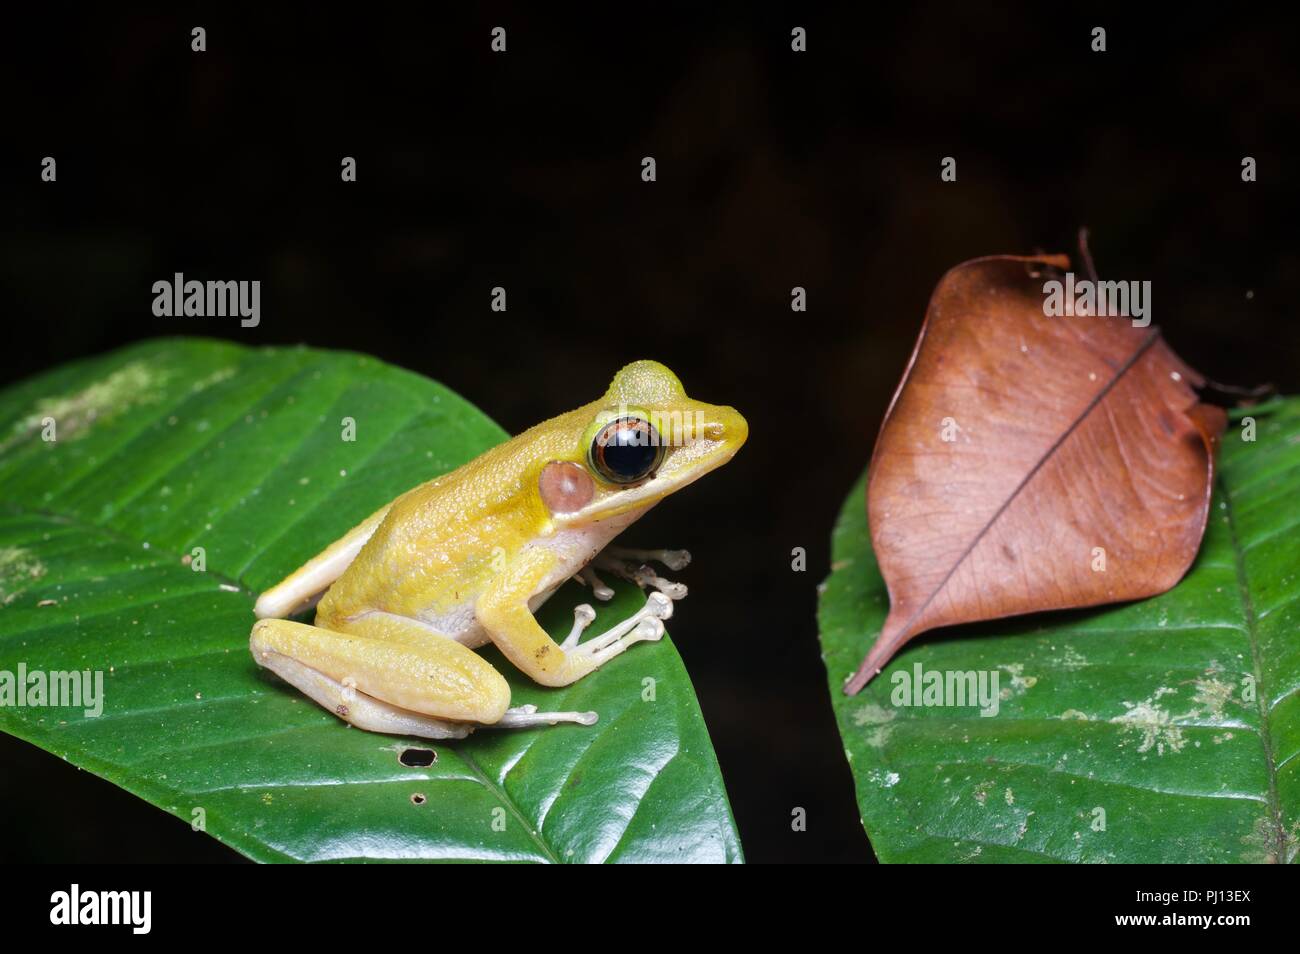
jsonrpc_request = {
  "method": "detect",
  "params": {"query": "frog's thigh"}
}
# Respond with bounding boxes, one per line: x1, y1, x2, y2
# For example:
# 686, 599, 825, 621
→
252, 644, 474, 739
250, 617, 510, 725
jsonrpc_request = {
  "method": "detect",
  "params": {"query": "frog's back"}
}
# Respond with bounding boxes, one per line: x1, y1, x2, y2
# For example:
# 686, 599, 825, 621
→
319, 410, 589, 621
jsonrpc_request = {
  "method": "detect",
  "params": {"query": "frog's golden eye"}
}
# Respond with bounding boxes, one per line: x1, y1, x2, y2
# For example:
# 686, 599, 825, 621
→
589, 416, 665, 485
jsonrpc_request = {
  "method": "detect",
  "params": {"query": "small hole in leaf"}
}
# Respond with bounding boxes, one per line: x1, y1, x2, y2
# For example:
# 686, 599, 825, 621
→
400, 747, 436, 767
410, 792, 427, 806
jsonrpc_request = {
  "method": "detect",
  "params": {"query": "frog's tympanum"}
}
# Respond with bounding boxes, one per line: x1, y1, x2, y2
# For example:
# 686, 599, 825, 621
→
250, 361, 746, 739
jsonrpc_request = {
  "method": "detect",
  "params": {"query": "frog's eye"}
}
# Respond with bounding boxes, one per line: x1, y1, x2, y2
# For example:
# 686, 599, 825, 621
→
589, 416, 665, 485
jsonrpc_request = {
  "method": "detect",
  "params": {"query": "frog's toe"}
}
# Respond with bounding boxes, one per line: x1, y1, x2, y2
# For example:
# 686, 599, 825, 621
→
560, 603, 597, 648
593, 549, 690, 601
630, 564, 688, 600
564, 592, 671, 673
491, 704, 598, 729
605, 546, 692, 571
591, 618, 665, 661
573, 566, 615, 601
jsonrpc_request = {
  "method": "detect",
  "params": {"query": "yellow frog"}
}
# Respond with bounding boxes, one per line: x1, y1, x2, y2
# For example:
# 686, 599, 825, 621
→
250, 360, 746, 739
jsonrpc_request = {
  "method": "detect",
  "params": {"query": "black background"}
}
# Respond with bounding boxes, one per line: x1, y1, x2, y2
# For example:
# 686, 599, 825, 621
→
2, 5, 1297, 863
4, 869, 1273, 934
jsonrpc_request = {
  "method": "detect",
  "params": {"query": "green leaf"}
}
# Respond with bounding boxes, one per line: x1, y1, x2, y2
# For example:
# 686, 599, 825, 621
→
0, 338, 741, 863
818, 397, 1300, 863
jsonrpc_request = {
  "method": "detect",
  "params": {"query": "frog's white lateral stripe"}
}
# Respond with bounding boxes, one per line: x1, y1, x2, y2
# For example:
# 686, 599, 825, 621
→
254, 503, 391, 619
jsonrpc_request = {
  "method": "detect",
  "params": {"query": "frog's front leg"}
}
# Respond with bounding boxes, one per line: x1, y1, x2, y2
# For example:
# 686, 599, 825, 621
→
478, 549, 671, 688
250, 612, 595, 739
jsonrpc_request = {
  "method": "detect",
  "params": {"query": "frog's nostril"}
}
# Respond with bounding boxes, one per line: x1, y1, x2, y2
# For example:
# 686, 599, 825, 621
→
713, 409, 748, 446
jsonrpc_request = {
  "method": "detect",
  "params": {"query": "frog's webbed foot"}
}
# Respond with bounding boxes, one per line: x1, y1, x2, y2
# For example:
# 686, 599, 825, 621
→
589, 546, 691, 601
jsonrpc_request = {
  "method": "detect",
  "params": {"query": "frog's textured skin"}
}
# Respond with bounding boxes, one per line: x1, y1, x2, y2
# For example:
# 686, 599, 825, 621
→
249, 361, 746, 739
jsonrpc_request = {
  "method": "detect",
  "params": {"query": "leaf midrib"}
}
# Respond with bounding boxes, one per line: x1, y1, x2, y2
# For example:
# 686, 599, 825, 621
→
882, 329, 1164, 651
456, 746, 560, 864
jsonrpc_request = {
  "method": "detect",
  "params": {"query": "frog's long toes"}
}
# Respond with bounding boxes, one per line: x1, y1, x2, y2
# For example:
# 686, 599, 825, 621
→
493, 705, 598, 729
594, 549, 689, 600
592, 553, 640, 585
644, 590, 674, 621
605, 546, 691, 571
566, 591, 672, 672
591, 618, 664, 664
631, 564, 688, 601
651, 548, 692, 571
561, 603, 597, 648
574, 566, 615, 601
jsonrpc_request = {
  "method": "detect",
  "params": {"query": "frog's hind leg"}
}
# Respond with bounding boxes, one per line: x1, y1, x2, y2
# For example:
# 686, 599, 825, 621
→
250, 615, 595, 739
592, 546, 691, 600
603, 546, 691, 572
574, 547, 691, 604
251, 615, 506, 736
572, 566, 615, 601
250, 638, 475, 739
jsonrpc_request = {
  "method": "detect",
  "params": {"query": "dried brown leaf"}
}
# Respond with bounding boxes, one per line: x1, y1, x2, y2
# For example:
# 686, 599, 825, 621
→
845, 254, 1226, 694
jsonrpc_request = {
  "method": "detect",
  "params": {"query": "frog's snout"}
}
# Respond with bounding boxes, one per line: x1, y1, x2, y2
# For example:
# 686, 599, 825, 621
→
706, 405, 748, 453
